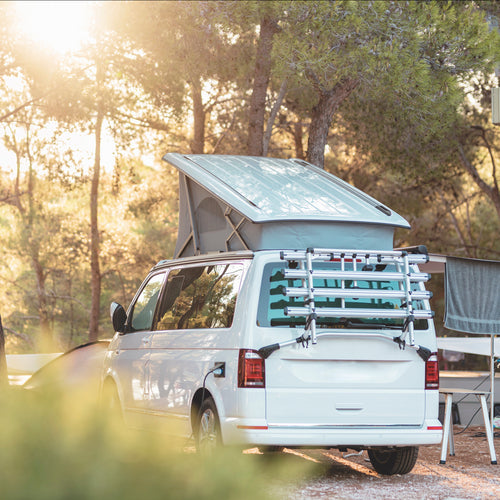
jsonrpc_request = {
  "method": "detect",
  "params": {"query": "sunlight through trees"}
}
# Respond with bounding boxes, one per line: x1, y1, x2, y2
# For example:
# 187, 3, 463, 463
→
0, 0, 498, 350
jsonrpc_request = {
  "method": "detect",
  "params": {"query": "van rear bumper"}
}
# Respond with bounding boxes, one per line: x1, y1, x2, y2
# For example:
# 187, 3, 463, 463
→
223, 419, 443, 447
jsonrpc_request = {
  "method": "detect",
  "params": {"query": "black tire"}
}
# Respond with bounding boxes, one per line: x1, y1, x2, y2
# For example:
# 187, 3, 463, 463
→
195, 398, 222, 455
368, 446, 419, 475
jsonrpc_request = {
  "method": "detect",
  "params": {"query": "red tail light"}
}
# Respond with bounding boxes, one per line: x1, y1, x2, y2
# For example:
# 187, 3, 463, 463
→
425, 353, 439, 390
238, 349, 265, 388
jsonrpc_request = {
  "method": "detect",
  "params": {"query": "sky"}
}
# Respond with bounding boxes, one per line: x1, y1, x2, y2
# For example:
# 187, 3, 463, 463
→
15, 1, 91, 54
1, 2, 118, 177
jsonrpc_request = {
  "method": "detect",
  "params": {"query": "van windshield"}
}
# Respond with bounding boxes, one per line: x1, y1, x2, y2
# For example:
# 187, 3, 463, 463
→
257, 262, 429, 330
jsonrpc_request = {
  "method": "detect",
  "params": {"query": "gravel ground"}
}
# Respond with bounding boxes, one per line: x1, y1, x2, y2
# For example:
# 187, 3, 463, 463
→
260, 427, 500, 499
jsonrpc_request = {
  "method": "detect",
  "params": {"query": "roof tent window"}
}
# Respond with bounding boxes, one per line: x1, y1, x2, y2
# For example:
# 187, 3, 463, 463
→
196, 197, 226, 232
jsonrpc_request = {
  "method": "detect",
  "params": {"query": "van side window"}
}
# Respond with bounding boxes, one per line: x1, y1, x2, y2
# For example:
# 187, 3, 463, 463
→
129, 273, 165, 332
156, 263, 243, 330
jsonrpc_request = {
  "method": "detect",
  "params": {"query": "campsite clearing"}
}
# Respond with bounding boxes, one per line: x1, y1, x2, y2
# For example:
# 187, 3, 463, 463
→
263, 427, 500, 499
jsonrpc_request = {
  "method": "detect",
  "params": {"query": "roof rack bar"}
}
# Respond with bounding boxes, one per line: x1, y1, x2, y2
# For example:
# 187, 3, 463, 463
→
281, 249, 429, 264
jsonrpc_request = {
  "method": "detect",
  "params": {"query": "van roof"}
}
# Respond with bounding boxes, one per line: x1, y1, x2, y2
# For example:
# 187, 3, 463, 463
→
163, 153, 410, 228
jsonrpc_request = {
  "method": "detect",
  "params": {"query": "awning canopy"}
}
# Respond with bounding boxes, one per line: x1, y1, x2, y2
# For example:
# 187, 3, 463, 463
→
419, 254, 447, 274
437, 337, 500, 358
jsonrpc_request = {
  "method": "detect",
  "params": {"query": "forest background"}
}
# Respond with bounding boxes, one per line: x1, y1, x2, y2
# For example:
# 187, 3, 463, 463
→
0, 1, 499, 371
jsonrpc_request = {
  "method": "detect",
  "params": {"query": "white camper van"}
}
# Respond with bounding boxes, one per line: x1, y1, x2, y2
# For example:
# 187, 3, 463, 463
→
102, 154, 441, 475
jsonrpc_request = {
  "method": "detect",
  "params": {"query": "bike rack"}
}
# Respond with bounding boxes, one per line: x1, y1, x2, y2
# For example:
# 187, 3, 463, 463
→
258, 248, 434, 361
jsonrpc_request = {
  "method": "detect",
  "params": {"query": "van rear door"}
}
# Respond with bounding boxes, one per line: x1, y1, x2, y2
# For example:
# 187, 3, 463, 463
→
257, 256, 432, 428
263, 336, 425, 427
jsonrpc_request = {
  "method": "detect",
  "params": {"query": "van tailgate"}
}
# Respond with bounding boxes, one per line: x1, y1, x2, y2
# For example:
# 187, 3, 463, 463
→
264, 337, 425, 427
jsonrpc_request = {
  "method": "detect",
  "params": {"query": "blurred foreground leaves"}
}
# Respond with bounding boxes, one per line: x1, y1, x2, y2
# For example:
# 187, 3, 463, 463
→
0, 387, 307, 500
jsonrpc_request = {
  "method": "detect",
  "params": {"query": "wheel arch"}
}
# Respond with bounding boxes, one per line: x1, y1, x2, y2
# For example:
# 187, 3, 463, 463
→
100, 374, 123, 410
191, 388, 214, 435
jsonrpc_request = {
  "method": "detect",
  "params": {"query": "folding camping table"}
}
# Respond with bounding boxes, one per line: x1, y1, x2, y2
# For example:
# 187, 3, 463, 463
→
440, 388, 497, 464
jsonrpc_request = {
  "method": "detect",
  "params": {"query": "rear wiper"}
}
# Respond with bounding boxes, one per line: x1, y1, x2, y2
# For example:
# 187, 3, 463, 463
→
269, 318, 305, 327
336, 319, 402, 330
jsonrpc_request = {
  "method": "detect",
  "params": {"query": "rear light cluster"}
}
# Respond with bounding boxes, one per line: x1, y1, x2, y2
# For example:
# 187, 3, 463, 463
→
425, 353, 439, 390
238, 349, 265, 388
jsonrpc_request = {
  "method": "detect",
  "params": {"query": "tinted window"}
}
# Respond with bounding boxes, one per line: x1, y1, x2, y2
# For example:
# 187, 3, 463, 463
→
257, 262, 428, 330
156, 263, 243, 330
130, 273, 165, 332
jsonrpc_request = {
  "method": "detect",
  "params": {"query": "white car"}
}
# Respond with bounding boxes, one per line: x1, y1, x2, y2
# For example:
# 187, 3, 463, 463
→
101, 155, 441, 475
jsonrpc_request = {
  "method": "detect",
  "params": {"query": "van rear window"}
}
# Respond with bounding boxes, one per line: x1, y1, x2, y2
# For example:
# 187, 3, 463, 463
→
257, 262, 429, 330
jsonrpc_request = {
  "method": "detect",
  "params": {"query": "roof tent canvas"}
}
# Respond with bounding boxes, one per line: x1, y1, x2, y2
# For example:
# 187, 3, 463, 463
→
162, 154, 410, 258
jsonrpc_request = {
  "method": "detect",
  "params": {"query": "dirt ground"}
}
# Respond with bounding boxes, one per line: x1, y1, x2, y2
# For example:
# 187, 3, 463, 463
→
261, 427, 500, 499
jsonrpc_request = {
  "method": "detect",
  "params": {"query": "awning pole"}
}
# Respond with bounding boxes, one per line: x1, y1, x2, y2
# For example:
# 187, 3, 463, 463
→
491, 334, 496, 435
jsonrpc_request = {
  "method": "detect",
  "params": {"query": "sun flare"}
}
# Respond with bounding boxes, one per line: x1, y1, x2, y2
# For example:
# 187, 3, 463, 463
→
14, 1, 91, 54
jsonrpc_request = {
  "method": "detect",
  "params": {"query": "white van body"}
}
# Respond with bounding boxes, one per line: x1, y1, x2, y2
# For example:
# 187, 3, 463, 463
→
102, 155, 441, 474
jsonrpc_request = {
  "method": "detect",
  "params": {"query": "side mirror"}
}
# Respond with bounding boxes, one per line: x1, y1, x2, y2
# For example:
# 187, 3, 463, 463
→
110, 302, 127, 333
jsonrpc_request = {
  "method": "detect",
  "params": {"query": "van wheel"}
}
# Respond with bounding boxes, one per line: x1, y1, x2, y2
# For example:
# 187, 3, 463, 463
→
368, 446, 418, 475
195, 398, 222, 455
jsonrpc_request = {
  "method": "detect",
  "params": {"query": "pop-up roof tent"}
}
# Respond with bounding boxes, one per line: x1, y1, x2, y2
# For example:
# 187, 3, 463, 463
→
162, 154, 410, 258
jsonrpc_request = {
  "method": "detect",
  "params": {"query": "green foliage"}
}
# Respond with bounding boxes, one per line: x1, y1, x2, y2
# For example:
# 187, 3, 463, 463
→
275, 1, 498, 150
0, 388, 294, 500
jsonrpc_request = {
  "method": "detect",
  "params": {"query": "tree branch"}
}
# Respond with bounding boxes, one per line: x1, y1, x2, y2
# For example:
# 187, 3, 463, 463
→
109, 110, 171, 132
211, 113, 237, 154
2, 326, 35, 348
438, 191, 472, 257
304, 66, 324, 95
457, 142, 494, 198
0, 97, 41, 123
263, 77, 289, 156
475, 126, 499, 195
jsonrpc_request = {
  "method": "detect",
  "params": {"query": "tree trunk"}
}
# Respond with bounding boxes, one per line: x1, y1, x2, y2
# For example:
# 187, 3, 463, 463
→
190, 80, 205, 154
247, 15, 280, 156
25, 125, 53, 349
263, 78, 288, 156
306, 78, 358, 168
293, 122, 305, 160
0, 315, 7, 388
89, 105, 103, 343
88, 14, 105, 343
32, 257, 52, 350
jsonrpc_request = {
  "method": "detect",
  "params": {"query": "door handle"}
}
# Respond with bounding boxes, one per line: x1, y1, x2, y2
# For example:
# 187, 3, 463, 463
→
142, 337, 150, 345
